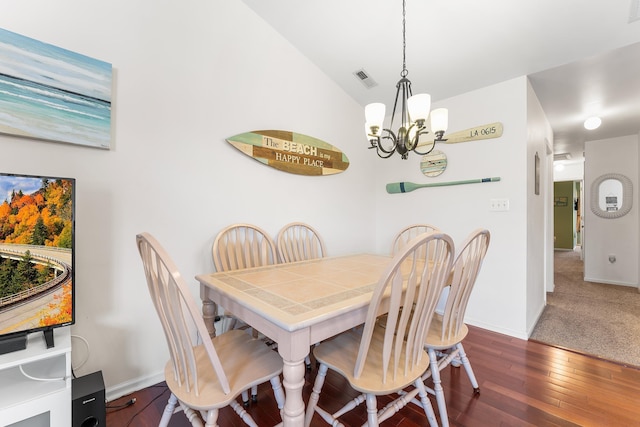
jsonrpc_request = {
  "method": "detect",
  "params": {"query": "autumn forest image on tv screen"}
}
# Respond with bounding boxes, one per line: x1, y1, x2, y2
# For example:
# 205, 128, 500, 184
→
0, 173, 74, 336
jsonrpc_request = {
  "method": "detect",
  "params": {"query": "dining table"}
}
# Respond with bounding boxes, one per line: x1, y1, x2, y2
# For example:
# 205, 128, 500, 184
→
196, 253, 394, 427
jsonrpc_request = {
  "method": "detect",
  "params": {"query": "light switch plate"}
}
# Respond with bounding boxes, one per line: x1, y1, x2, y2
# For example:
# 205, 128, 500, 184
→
490, 198, 510, 211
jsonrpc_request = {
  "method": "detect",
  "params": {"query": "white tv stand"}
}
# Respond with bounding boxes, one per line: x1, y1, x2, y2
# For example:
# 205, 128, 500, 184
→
0, 328, 71, 427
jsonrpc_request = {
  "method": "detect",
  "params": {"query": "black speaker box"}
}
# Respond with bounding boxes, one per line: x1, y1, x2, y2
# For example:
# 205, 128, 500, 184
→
72, 371, 106, 427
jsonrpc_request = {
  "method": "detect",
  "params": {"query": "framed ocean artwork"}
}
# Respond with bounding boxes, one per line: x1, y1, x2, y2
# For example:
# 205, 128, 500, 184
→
0, 28, 112, 149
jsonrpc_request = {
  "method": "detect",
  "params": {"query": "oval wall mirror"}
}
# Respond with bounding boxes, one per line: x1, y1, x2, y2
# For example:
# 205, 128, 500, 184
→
590, 173, 633, 219
420, 150, 447, 177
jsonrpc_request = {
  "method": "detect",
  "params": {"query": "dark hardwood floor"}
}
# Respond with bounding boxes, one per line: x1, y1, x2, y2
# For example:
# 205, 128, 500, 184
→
106, 325, 640, 426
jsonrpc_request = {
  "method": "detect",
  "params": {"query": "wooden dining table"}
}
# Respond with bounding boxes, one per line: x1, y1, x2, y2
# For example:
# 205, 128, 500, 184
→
196, 253, 394, 427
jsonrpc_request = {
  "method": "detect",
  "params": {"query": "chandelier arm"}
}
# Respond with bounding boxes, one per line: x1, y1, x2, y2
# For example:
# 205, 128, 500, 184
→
376, 146, 397, 159
375, 130, 398, 155
404, 123, 424, 149
384, 128, 398, 142
409, 128, 437, 156
433, 130, 448, 143
412, 141, 436, 156
388, 81, 403, 131
368, 138, 398, 158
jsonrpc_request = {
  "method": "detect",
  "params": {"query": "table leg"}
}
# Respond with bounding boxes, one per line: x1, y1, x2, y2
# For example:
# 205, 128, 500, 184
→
280, 356, 306, 427
202, 299, 217, 337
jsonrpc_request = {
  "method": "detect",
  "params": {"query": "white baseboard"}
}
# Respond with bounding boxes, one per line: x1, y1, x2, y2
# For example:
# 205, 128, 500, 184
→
465, 318, 528, 341
584, 276, 638, 288
105, 370, 165, 402
526, 303, 547, 338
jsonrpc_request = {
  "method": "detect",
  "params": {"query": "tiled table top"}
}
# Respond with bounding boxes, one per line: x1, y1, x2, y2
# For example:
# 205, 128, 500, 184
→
198, 253, 392, 327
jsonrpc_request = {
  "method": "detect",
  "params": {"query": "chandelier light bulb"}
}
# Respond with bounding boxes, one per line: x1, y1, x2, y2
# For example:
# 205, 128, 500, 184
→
407, 93, 431, 122
584, 116, 601, 130
430, 108, 449, 133
365, 103, 386, 128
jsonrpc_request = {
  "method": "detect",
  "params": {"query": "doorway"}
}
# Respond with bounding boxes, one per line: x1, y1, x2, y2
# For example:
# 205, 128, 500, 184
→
553, 180, 582, 252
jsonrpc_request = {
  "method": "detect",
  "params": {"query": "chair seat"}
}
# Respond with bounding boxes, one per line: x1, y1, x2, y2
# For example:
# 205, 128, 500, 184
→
424, 314, 469, 350
313, 326, 431, 395
165, 329, 283, 411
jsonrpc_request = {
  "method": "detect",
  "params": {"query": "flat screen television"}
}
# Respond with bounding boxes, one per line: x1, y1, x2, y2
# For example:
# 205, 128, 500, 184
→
0, 172, 75, 354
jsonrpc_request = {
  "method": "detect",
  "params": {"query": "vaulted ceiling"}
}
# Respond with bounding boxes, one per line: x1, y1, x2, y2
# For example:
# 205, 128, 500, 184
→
241, 0, 640, 162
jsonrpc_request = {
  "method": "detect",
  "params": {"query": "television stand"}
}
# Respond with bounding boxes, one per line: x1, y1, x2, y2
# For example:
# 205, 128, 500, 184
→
0, 328, 71, 426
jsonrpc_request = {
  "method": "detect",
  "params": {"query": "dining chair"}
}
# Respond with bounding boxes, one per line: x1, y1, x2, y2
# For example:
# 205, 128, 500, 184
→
212, 223, 278, 333
213, 223, 278, 271
420, 228, 491, 427
304, 231, 455, 427
136, 232, 285, 427
392, 223, 453, 320
212, 223, 278, 403
276, 221, 327, 263
276, 222, 327, 368
391, 224, 441, 255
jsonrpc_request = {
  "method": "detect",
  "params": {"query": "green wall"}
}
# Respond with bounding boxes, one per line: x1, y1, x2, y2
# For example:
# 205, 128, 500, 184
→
554, 181, 574, 249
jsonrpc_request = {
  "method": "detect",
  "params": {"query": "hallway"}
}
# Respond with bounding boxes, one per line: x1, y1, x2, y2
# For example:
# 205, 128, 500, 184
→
530, 250, 640, 367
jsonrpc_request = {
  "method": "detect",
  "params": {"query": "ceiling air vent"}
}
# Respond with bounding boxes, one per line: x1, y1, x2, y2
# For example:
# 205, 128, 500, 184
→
553, 153, 572, 161
353, 69, 377, 89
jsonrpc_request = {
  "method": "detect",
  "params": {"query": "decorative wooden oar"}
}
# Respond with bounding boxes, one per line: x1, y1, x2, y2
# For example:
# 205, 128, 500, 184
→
416, 122, 503, 148
386, 177, 501, 194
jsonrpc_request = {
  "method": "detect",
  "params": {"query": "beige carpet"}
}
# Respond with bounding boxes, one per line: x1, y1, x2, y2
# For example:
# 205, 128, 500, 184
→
530, 249, 640, 368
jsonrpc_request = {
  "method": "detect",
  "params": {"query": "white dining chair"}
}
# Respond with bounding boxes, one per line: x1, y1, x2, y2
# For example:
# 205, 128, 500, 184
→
391, 223, 441, 255
213, 223, 278, 272
276, 221, 327, 368
211, 223, 277, 333
276, 222, 326, 263
304, 231, 455, 427
419, 228, 491, 426
212, 223, 278, 403
136, 232, 285, 427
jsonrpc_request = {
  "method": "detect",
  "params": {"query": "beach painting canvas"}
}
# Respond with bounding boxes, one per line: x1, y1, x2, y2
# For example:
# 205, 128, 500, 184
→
0, 28, 112, 149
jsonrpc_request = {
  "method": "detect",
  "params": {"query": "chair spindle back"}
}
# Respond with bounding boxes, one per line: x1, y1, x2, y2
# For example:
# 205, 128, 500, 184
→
355, 231, 454, 383
137, 232, 230, 396
213, 224, 277, 272
277, 222, 326, 263
440, 229, 490, 342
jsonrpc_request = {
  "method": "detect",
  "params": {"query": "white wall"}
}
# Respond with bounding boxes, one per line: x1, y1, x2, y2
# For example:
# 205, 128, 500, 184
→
584, 135, 639, 287
0, 0, 375, 398
554, 161, 584, 182
1, 0, 553, 400
526, 80, 554, 332
374, 76, 543, 340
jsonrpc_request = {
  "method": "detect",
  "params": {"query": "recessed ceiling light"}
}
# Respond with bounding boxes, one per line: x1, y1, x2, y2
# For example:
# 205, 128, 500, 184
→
584, 116, 602, 130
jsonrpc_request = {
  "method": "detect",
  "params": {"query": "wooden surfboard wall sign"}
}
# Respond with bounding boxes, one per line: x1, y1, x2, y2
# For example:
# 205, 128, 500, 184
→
226, 130, 349, 176
416, 122, 503, 148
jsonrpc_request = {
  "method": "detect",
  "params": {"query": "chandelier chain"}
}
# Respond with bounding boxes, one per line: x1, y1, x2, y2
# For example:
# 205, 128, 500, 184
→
401, 0, 407, 77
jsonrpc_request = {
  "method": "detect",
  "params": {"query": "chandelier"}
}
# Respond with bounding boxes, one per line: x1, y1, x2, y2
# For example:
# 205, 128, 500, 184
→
365, 0, 449, 159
